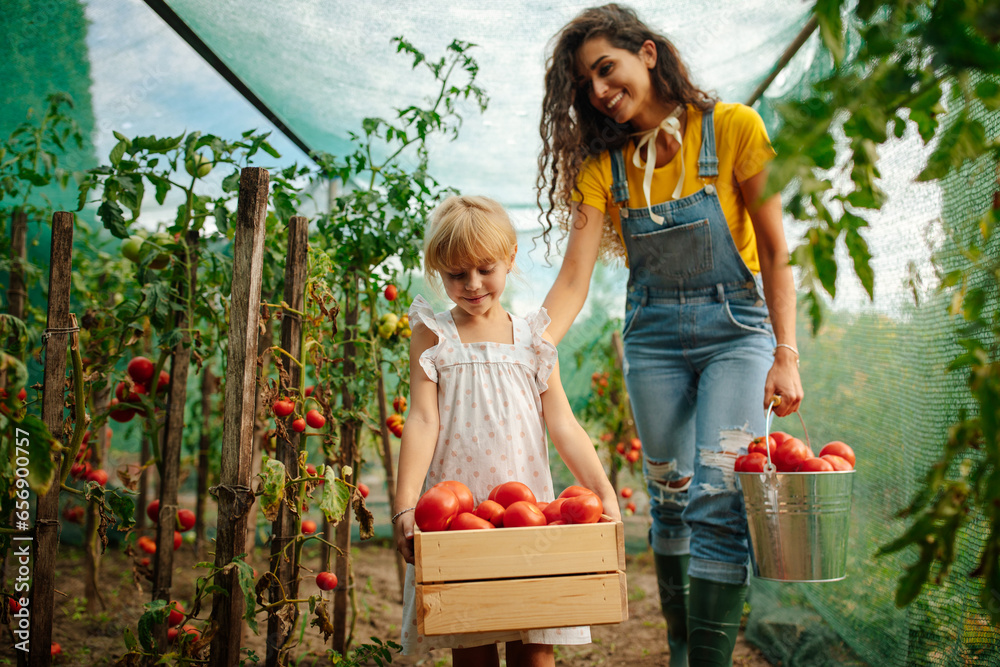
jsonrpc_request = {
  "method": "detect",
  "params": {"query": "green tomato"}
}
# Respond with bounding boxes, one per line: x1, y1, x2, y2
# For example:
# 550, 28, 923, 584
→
122, 236, 145, 263
378, 322, 396, 339
147, 232, 173, 270
379, 313, 399, 329
184, 153, 213, 178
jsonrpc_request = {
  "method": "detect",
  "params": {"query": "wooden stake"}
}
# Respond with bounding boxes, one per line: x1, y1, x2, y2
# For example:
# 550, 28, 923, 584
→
332, 274, 359, 654
266, 215, 308, 666
375, 371, 405, 596
152, 230, 199, 648
28, 211, 74, 667
209, 168, 269, 666
195, 367, 214, 555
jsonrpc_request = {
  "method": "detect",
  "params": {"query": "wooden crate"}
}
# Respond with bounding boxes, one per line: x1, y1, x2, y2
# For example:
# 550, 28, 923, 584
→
414, 520, 628, 636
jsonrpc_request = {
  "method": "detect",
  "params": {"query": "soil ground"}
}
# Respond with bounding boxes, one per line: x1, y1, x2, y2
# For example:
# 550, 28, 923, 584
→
0, 529, 770, 666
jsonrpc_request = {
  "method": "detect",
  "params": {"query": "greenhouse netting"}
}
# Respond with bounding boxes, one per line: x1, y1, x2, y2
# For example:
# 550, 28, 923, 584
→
2, 0, 998, 665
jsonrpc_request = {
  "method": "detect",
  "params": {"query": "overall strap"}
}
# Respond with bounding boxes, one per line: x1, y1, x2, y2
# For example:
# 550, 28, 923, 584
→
610, 149, 630, 205
697, 105, 718, 179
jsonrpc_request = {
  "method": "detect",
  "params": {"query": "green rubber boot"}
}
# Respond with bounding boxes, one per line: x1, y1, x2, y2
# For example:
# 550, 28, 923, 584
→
653, 553, 689, 667
687, 577, 748, 667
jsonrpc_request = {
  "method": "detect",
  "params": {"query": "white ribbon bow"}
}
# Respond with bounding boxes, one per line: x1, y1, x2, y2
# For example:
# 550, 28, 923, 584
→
631, 104, 685, 224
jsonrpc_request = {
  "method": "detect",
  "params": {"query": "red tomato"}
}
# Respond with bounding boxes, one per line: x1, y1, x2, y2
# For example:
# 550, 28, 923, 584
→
503, 501, 547, 528
733, 455, 748, 472
414, 486, 461, 531
140, 557, 150, 567
561, 493, 603, 524
620, 487, 633, 499
86, 469, 109, 486
541, 498, 567, 524
17, 387, 26, 402
167, 627, 178, 642
316, 571, 338, 590
557, 485, 595, 500
8, 597, 21, 614
51, 643, 61, 656
450, 512, 496, 530
384, 284, 398, 301
137, 536, 157, 554
392, 396, 407, 413
615, 442, 626, 455
820, 454, 853, 471
127, 356, 155, 385
797, 457, 834, 472
147, 499, 160, 523
109, 398, 136, 422
741, 453, 769, 473
625, 449, 641, 463
157, 370, 170, 392
630, 438, 642, 451
167, 600, 183, 627
305, 385, 314, 397
301, 519, 317, 534
115, 380, 148, 403
306, 409, 326, 429
748, 435, 776, 458
473, 500, 505, 527
770, 431, 792, 448
536, 501, 549, 511
173, 531, 182, 550
291, 418, 306, 432
774, 438, 813, 472
434, 480, 474, 514
548, 519, 567, 525
493, 481, 536, 508
272, 399, 295, 417
358, 482, 370, 498
625, 501, 637, 513
176, 509, 196, 532
306, 464, 318, 477
178, 625, 200, 642
819, 441, 855, 467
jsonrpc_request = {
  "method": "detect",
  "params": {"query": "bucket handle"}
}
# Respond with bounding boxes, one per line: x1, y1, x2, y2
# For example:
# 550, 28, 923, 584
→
763, 397, 811, 476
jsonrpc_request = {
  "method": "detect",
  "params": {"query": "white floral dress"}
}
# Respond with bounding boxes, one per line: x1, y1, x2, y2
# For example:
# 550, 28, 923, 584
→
399, 295, 591, 654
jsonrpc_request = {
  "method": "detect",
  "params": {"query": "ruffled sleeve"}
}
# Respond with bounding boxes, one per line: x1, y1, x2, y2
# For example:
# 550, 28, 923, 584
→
524, 307, 559, 393
408, 295, 442, 383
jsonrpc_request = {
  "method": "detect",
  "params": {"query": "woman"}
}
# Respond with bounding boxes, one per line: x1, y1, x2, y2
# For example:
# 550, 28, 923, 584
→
537, 5, 803, 666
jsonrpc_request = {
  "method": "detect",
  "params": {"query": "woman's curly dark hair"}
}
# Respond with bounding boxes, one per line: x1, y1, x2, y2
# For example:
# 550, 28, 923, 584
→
536, 4, 716, 259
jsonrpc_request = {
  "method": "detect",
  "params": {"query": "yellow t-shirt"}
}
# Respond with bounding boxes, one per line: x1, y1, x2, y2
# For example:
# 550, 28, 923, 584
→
573, 102, 775, 274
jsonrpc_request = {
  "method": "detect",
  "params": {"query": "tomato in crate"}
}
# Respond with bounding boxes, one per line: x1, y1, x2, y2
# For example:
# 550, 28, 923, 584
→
413, 518, 628, 635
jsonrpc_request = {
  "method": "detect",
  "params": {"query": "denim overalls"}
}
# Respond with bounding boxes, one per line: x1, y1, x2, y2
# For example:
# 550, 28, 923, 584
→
615, 106, 776, 586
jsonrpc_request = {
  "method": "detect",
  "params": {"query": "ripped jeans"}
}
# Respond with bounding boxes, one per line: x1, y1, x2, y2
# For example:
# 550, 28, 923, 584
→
622, 287, 775, 586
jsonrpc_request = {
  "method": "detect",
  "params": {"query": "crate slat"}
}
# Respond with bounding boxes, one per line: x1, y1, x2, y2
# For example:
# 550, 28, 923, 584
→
416, 571, 628, 636
414, 521, 625, 583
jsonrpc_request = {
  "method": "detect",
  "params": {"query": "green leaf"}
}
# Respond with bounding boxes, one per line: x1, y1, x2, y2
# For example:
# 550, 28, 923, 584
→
975, 80, 1000, 111
844, 228, 875, 299
137, 599, 169, 651
109, 140, 127, 168
809, 227, 838, 298
259, 457, 286, 522
815, 0, 846, 65
98, 199, 129, 239
214, 203, 229, 234
123, 627, 138, 651
146, 173, 170, 205
106, 490, 136, 532
221, 170, 241, 193
917, 112, 987, 182
233, 555, 259, 634
896, 547, 933, 608
5, 415, 58, 496
320, 469, 351, 524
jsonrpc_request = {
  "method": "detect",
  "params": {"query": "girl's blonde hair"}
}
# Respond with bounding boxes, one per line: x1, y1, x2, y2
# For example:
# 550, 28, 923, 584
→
424, 195, 517, 283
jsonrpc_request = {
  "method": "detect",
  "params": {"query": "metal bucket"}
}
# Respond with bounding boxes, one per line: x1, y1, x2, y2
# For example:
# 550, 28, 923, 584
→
736, 404, 854, 582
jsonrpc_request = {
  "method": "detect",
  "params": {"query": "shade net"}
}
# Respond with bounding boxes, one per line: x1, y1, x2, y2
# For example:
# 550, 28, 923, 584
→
2, 1, 999, 665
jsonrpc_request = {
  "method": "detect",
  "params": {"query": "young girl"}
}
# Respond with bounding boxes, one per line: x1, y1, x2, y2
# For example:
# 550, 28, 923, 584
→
392, 195, 620, 667
537, 5, 804, 666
